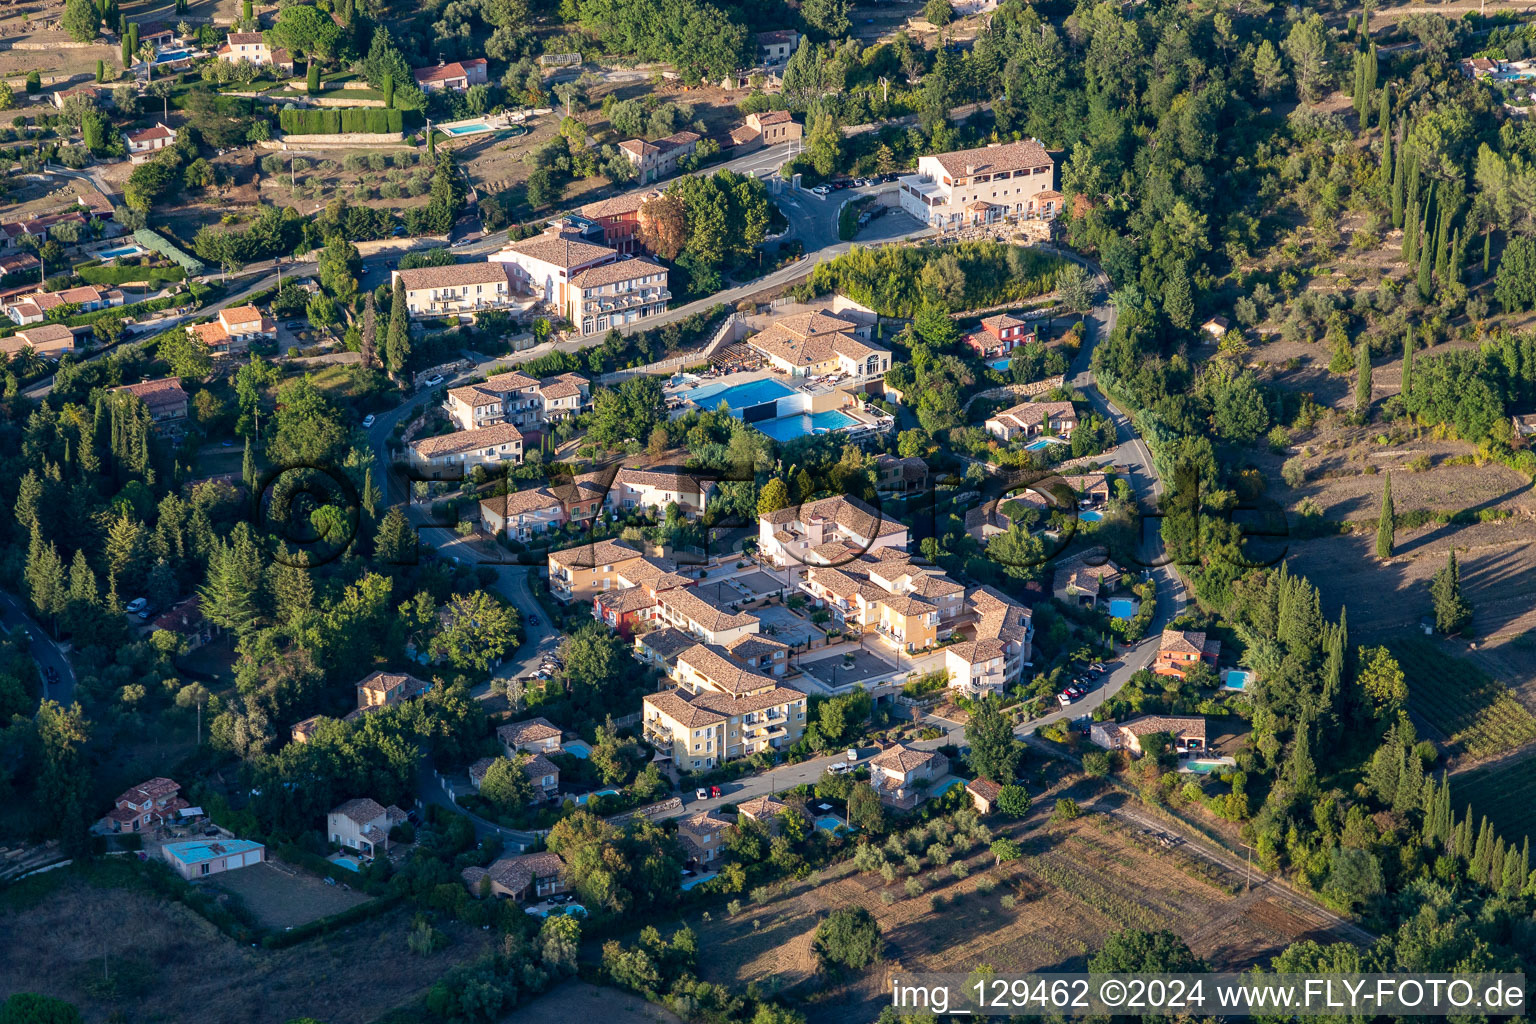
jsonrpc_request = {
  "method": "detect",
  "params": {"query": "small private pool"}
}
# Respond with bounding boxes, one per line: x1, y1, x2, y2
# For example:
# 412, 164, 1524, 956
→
929, 777, 964, 798
989, 357, 1013, 371
1181, 757, 1238, 775
328, 853, 363, 872
153, 48, 194, 63
1222, 669, 1252, 691
573, 788, 619, 805
1079, 509, 1104, 523
97, 244, 147, 261
815, 815, 854, 834
441, 122, 530, 138
563, 740, 591, 759
1108, 597, 1138, 619
1023, 436, 1068, 452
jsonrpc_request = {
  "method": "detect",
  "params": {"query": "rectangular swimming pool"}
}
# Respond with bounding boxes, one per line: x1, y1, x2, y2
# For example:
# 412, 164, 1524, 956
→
686, 378, 798, 410
755, 410, 857, 441
1222, 670, 1251, 691
1108, 597, 1137, 619
443, 122, 491, 136
97, 244, 146, 261
1024, 436, 1068, 452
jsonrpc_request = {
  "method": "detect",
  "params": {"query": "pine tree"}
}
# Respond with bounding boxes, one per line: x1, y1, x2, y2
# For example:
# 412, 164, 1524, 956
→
1401, 326, 1414, 400
1355, 342, 1373, 415
385, 278, 410, 375
1393, 748, 1423, 815
24, 525, 67, 626
67, 549, 98, 607
270, 559, 313, 623
1376, 474, 1394, 558
198, 541, 257, 637
360, 292, 378, 369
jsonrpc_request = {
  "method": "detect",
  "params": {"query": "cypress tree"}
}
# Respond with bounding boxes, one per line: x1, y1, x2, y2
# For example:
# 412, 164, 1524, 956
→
1417, 225, 1434, 299
241, 436, 257, 491
1471, 816, 1493, 880
1353, 60, 1366, 119
1433, 208, 1450, 281
1488, 836, 1507, 889
1365, 44, 1378, 103
1376, 474, 1394, 558
1402, 201, 1419, 264
306, 60, 321, 95
1360, 2, 1370, 39
1356, 343, 1373, 415
1447, 228, 1462, 285
383, 73, 395, 109
1393, 751, 1423, 815
1401, 326, 1414, 400
127, 21, 138, 56
121, 34, 131, 66
1391, 132, 1405, 226
1405, 147, 1421, 220
1379, 95, 1392, 180
1483, 227, 1492, 276
386, 277, 410, 374
96, 59, 105, 82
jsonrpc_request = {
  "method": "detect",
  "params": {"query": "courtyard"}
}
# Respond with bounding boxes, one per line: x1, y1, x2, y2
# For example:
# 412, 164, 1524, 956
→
799, 645, 897, 689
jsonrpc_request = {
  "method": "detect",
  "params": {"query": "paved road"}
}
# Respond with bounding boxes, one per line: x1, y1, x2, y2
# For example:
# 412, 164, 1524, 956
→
0, 590, 78, 707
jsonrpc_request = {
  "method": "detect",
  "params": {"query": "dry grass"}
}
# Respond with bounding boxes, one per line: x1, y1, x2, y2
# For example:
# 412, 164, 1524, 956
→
513, 981, 684, 1024
0, 871, 494, 1024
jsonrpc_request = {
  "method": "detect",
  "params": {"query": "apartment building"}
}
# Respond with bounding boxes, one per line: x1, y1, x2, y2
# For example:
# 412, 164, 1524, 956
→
578, 190, 662, 254
593, 555, 692, 635
619, 131, 701, 185
392, 262, 518, 318
492, 224, 671, 337
188, 304, 276, 358
746, 309, 891, 379
758, 494, 909, 568
547, 537, 645, 602
406, 423, 524, 478
413, 58, 488, 92
480, 481, 605, 540
642, 648, 807, 769
984, 400, 1078, 442
444, 370, 591, 431
579, 465, 715, 519
898, 140, 1062, 229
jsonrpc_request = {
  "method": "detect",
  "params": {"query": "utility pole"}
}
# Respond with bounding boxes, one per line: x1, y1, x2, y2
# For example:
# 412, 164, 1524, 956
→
1239, 841, 1255, 893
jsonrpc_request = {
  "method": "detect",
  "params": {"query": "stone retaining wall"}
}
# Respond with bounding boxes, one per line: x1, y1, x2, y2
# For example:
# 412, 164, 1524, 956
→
263, 131, 407, 148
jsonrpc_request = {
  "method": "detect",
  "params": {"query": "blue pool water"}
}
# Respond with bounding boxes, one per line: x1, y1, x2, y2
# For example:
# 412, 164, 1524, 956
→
929, 777, 963, 797
989, 357, 1012, 370
756, 410, 857, 441
443, 122, 491, 136
329, 853, 362, 872
563, 740, 591, 759
816, 815, 853, 834
574, 788, 619, 805
687, 378, 798, 410
1023, 436, 1067, 452
1108, 597, 1137, 619
1079, 510, 1104, 522
154, 48, 193, 63
98, 245, 145, 260
1222, 670, 1251, 691
1184, 761, 1223, 774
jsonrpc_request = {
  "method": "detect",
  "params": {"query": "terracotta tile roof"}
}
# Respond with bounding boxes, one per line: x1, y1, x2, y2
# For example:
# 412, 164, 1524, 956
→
521, 753, 559, 780
482, 488, 562, 518
537, 373, 587, 399
737, 795, 790, 819
220, 304, 265, 327
117, 777, 180, 804
1118, 714, 1206, 741
596, 586, 660, 614
645, 689, 726, 728
227, 31, 264, 44
871, 743, 943, 773
981, 312, 1031, 332
725, 634, 789, 660
16, 323, 75, 348
465, 850, 564, 894
396, 262, 512, 291
548, 537, 639, 568
127, 123, 175, 144
753, 109, 794, 126
689, 685, 806, 716
756, 29, 799, 43
115, 377, 187, 411
409, 423, 523, 458
499, 234, 615, 269
967, 585, 1031, 644
482, 369, 540, 392
571, 256, 665, 288
988, 400, 1076, 431
930, 140, 1052, 179
761, 494, 906, 542
1159, 629, 1207, 656
579, 190, 660, 220
357, 670, 428, 697
966, 777, 1002, 801
946, 638, 1007, 664
497, 718, 562, 747
676, 643, 775, 695
449, 384, 503, 408
678, 810, 731, 837
636, 627, 696, 661
413, 58, 487, 85
657, 588, 758, 635
332, 797, 387, 826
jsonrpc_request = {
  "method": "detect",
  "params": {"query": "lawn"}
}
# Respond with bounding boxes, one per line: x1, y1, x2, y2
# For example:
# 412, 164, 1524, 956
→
1453, 749, 1536, 851
1391, 638, 1536, 763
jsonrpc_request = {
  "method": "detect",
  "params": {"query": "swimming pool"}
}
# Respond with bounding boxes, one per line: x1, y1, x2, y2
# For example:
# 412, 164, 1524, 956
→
563, 740, 591, 759
756, 410, 857, 441
1183, 761, 1223, 774
443, 122, 491, 136
1023, 436, 1068, 452
1079, 510, 1104, 522
98, 244, 146, 261
573, 787, 619, 805
153, 48, 193, 63
1108, 597, 1137, 619
815, 815, 853, 834
329, 853, 363, 872
686, 378, 798, 410
929, 777, 963, 798
989, 357, 1012, 371
1222, 670, 1251, 691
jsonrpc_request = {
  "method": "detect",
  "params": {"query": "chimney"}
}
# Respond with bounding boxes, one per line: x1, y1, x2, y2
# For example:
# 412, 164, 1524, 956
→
965, 163, 976, 174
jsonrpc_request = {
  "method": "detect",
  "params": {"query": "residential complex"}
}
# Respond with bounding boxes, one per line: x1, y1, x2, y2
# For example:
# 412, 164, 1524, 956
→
898, 140, 1062, 229
406, 423, 525, 478
745, 309, 891, 379
6, 284, 122, 325
491, 223, 671, 336
444, 370, 591, 432
642, 645, 808, 771
758, 494, 909, 567
392, 262, 519, 318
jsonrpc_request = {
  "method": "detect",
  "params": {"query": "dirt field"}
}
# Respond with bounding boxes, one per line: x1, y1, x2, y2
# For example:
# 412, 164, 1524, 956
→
0, 871, 494, 1024
1453, 747, 1536, 851
510, 981, 682, 1024
207, 859, 371, 930
686, 807, 1343, 1023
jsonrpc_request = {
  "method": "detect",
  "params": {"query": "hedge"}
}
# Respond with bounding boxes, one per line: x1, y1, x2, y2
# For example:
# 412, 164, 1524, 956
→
135, 228, 206, 275
261, 894, 401, 948
0, 293, 181, 340
279, 107, 404, 135
75, 262, 187, 287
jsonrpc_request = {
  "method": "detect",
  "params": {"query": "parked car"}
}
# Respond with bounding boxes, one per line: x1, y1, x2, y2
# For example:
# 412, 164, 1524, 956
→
361, 413, 376, 428
1057, 691, 1076, 706
548, 892, 575, 904
827, 761, 853, 775
125, 597, 147, 615
695, 788, 710, 801
422, 374, 444, 388
285, 321, 305, 330
810, 185, 830, 196
137, 603, 157, 621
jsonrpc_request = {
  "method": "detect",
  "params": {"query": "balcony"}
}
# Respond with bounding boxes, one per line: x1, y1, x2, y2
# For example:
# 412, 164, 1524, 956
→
582, 289, 671, 315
